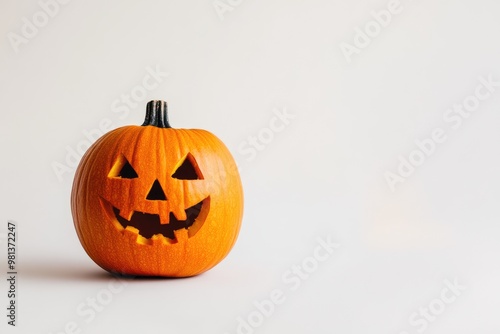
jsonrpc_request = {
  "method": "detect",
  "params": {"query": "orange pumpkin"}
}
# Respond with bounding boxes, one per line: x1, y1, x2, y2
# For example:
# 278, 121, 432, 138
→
71, 100, 243, 277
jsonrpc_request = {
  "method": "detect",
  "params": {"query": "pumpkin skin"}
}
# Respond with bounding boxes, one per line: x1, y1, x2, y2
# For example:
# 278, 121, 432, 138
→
71, 101, 243, 277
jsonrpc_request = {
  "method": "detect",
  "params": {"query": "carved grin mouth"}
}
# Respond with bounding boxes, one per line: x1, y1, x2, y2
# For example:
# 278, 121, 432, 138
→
112, 198, 208, 241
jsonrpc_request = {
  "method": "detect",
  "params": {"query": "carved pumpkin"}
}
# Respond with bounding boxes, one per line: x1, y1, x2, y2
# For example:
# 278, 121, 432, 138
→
71, 100, 243, 277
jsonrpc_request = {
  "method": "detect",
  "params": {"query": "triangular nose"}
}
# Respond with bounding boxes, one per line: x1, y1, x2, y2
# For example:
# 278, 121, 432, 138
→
146, 179, 167, 201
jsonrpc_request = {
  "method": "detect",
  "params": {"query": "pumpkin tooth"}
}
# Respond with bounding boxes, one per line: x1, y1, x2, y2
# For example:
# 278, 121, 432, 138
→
174, 228, 189, 243
123, 226, 140, 238
159, 213, 170, 225
137, 234, 153, 246
119, 208, 134, 221
171, 208, 187, 221
152, 234, 174, 246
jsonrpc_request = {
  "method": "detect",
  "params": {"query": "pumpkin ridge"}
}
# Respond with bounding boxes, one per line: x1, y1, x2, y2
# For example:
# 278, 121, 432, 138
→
74, 128, 123, 259
157, 125, 170, 221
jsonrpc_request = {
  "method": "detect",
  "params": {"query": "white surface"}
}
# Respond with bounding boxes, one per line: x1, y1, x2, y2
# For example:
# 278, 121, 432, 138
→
1, 0, 500, 333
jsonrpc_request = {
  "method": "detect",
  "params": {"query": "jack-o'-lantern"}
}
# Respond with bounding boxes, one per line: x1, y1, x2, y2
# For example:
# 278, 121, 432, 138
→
71, 100, 243, 277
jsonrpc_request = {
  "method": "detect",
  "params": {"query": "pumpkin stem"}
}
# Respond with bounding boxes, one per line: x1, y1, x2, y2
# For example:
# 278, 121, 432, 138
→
142, 100, 171, 128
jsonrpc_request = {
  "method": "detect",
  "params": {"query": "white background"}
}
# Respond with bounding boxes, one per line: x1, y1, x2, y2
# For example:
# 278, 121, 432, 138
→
1, 0, 500, 333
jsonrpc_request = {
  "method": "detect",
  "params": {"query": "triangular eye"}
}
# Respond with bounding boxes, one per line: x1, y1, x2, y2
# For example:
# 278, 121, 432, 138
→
172, 153, 203, 180
108, 155, 138, 179
119, 161, 138, 178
